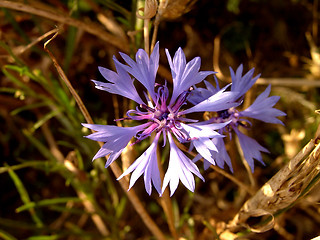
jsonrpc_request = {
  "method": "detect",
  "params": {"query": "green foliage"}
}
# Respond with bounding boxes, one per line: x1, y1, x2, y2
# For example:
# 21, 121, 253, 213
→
0, 34, 126, 238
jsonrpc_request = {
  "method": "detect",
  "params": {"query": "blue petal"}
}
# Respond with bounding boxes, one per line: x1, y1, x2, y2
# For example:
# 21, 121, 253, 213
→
230, 64, 260, 99
234, 128, 269, 172
95, 61, 144, 104
240, 85, 286, 124
210, 138, 233, 172
82, 123, 150, 167
119, 42, 159, 101
165, 48, 214, 106
181, 87, 239, 114
188, 80, 219, 105
117, 132, 161, 195
162, 133, 204, 196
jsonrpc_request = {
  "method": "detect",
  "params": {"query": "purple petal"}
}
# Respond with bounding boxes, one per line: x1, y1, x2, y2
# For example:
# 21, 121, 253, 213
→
234, 128, 269, 172
240, 85, 286, 124
181, 87, 239, 114
180, 123, 225, 164
180, 122, 225, 138
188, 82, 217, 105
95, 61, 144, 104
210, 138, 233, 172
119, 42, 159, 101
162, 133, 204, 196
230, 64, 260, 99
82, 123, 150, 167
117, 132, 161, 195
165, 48, 214, 106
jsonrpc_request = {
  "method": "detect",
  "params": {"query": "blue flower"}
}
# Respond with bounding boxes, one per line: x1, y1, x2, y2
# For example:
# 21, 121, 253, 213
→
189, 64, 286, 172
83, 43, 238, 195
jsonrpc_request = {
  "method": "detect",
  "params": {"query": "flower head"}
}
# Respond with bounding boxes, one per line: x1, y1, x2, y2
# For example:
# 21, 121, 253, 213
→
83, 43, 238, 195
189, 64, 286, 172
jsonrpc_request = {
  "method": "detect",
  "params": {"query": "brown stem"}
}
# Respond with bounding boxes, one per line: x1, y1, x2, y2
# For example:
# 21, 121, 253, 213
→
157, 147, 178, 239
175, 140, 255, 195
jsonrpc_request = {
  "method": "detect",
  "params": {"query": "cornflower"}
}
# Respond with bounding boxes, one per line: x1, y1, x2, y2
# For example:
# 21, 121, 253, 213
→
82, 43, 238, 196
189, 64, 286, 172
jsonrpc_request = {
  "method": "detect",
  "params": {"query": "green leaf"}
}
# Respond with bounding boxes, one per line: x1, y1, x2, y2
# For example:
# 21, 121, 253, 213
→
10, 101, 51, 116
31, 109, 61, 132
2, 66, 33, 93
26, 235, 61, 240
64, 26, 78, 72
0, 87, 17, 94
115, 197, 127, 219
6, 164, 43, 227
22, 129, 57, 162
48, 205, 87, 215
0, 161, 51, 174
16, 197, 81, 213
0, 217, 39, 230
0, 229, 18, 240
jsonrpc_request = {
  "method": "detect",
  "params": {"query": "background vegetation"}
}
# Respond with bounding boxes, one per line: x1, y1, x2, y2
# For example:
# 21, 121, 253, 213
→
1, 0, 320, 239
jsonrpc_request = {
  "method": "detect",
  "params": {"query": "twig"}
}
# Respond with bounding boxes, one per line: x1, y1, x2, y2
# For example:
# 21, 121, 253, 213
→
235, 135, 256, 189
256, 77, 320, 87
150, 0, 166, 52
44, 30, 94, 125
39, 115, 65, 163
77, 190, 110, 236
0, 0, 129, 52
210, 165, 256, 196
13, 28, 59, 56
213, 35, 225, 80
43, 30, 166, 240
157, 147, 178, 239
175, 140, 255, 195
150, 15, 160, 52
144, 18, 150, 55
109, 162, 167, 240
43, 31, 110, 236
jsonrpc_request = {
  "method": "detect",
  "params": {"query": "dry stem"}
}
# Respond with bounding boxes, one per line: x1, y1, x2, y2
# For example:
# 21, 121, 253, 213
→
227, 137, 320, 233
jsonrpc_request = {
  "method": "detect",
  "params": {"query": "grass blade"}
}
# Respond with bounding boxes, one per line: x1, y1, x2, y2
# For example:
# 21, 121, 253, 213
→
16, 197, 81, 213
6, 164, 43, 227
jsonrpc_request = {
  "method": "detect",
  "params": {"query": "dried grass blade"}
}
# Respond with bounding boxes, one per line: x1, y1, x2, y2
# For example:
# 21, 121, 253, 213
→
0, 0, 129, 52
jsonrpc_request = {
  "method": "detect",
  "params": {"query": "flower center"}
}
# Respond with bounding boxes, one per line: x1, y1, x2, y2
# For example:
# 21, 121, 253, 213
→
121, 84, 195, 144
217, 109, 231, 119
154, 110, 169, 121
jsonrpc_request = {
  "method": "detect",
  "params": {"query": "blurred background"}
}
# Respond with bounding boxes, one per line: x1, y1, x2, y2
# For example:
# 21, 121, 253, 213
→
1, 0, 320, 239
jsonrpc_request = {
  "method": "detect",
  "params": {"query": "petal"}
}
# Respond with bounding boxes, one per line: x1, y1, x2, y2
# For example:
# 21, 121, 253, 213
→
95, 61, 144, 104
82, 123, 150, 167
181, 87, 239, 114
210, 138, 233, 172
179, 122, 223, 163
234, 128, 269, 172
119, 42, 159, 101
165, 48, 214, 106
162, 133, 204, 196
230, 64, 260, 99
240, 85, 286, 124
117, 132, 162, 195
192, 138, 217, 163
